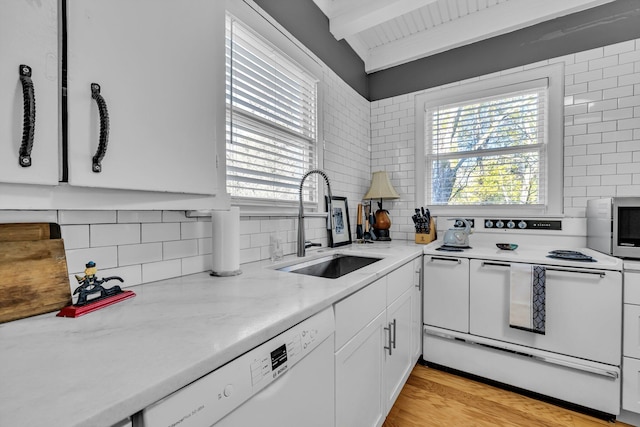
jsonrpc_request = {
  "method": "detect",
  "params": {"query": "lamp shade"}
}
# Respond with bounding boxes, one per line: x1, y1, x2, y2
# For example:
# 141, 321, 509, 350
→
363, 171, 400, 200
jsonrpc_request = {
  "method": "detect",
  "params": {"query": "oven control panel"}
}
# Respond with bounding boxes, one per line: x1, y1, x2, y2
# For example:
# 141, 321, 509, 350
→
483, 219, 562, 230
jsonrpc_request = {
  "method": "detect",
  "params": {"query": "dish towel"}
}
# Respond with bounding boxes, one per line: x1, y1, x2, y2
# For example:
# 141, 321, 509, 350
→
509, 264, 546, 335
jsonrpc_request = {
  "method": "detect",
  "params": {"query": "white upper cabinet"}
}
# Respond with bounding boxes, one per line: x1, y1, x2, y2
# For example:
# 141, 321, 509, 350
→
66, 0, 224, 195
0, 0, 59, 186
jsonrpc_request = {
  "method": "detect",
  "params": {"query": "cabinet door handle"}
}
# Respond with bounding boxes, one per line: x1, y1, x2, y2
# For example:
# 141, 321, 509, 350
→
18, 65, 35, 168
429, 256, 461, 264
415, 268, 422, 290
384, 323, 393, 356
91, 83, 110, 173
391, 318, 397, 349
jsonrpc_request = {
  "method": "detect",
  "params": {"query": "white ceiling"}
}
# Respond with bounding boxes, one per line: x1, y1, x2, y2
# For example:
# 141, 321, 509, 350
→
312, 0, 616, 73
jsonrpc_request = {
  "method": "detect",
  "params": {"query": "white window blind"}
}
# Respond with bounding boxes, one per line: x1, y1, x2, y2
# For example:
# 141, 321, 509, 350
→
225, 15, 318, 204
426, 83, 548, 207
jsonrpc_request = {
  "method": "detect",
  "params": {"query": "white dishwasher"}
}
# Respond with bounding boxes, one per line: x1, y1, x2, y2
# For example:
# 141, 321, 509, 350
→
136, 307, 335, 427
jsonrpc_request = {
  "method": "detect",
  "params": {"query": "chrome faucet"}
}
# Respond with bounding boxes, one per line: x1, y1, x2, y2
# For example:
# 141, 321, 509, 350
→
298, 169, 333, 257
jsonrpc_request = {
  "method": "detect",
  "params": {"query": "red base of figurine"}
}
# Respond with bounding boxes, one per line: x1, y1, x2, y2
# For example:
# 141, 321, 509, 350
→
56, 290, 136, 318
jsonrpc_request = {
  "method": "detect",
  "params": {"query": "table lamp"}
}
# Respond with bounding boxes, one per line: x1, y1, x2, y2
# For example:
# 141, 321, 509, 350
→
363, 171, 400, 241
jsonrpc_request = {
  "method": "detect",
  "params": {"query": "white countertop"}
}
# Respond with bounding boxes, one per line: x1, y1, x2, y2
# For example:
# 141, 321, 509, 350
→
0, 243, 422, 427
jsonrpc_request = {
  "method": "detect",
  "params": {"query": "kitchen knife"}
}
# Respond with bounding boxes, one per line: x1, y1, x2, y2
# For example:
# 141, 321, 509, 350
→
364, 204, 371, 240
356, 204, 363, 239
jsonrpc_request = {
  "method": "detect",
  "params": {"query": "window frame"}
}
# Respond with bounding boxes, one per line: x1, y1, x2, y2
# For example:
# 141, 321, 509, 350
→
225, 0, 324, 215
415, 63, 564, 217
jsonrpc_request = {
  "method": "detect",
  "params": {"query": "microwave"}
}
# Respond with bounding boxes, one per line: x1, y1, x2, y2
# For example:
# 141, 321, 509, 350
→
587, 197, 640, 259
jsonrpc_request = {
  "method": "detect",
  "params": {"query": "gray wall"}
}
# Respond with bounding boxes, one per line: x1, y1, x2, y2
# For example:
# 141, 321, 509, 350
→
253, 0, 369, 99
255, 0, 640, 102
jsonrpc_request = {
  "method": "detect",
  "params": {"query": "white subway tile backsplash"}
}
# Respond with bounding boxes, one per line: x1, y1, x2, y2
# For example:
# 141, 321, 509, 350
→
586, 142, 616, 155
589, 55, 618, 71
117, 211, 162, 223
617, 162, 640, 174
142, 259, 182, 283
619, 117, 640, 130
587, 164, 617, 175
574, 112, 602, 125
604, 85, 635, 99
602, 174, 632, 186
181, 221, 212, 239
142, 223, 181, 243
573, 133, 602, 145
118, 242, 162, 266
589, 77, 619, 91
60, 225, 89, 249
0, 210, 57, 223
198, 238, 212, 255
604, 40, 636, 56
587, 121, 617, 133
182, 255, 211, 276
603, 130, 633, 142
66, 246, 118, 274
91, 224, 140, 247
162, 211, 196, 223
59, 210, 116, 225
575, 69, 603, 84
163, 239, 198, 260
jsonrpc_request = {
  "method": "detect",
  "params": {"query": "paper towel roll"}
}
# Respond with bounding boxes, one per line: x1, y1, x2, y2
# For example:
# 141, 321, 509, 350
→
210, 207, 241, 276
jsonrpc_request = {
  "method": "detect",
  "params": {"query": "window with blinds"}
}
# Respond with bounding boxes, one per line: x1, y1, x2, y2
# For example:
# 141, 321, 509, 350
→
225, 15, 318, 204
425, 83, 548, 207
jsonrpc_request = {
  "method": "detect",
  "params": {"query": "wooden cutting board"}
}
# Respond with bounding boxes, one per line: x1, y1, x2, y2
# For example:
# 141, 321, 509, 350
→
0, 223, 71, 323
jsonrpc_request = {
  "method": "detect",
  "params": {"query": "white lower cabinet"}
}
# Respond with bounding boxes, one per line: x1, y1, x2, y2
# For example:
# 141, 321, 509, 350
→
411, 257, 423, 362
623, 270, 640, 414
334, 258, 421, 427
336, 310, 387, 427
384, 287, 414, 410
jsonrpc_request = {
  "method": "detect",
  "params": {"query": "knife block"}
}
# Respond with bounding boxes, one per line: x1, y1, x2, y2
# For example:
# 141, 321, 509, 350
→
415, 218, 436, 244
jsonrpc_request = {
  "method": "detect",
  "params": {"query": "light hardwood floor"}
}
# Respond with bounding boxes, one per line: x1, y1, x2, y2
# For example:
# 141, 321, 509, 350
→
383, 364, 630, 427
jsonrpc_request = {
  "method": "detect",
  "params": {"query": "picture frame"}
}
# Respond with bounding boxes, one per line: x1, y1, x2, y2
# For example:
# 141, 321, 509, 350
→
326, 196, 352, 247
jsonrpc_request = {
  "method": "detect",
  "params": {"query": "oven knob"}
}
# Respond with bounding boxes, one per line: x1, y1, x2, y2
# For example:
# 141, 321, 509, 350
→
518, 221, 527, 229
485, 220, 493, 228
507, 221, 515, 229
495, 220, 504, 228
223, 384, 234, 398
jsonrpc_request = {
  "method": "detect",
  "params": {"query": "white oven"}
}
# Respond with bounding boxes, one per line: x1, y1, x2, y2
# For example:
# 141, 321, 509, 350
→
469, 260, 621, 366
422, 220, 624, 416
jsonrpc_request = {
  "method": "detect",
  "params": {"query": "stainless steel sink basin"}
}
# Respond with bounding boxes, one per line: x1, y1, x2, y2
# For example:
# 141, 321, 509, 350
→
277, 254, 382, 279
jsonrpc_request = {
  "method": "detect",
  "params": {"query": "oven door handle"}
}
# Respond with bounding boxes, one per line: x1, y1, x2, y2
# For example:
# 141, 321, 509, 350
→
424, 327, 619, 379
429, 256, 461, 264
545, 267, 606, 278
480, 263, 607, 278
481, 262, 510, 268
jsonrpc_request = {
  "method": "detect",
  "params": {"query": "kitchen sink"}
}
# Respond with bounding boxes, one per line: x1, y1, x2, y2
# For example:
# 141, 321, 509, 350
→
277, 254, 382, 279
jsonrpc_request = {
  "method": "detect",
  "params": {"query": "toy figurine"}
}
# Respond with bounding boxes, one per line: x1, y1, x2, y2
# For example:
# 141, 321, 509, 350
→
73, 261, 124, 306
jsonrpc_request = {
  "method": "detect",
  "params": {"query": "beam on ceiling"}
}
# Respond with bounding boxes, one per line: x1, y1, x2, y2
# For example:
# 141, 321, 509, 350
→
363, 0, 616, 72
329, 0, 437, 40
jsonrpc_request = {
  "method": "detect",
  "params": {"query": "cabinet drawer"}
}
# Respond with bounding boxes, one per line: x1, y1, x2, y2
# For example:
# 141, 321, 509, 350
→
335, 277, 386, 350
626, 272, 640, 305
623, 356, 640, 413
387, 260, 416, 305
625, 304, 640, 359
